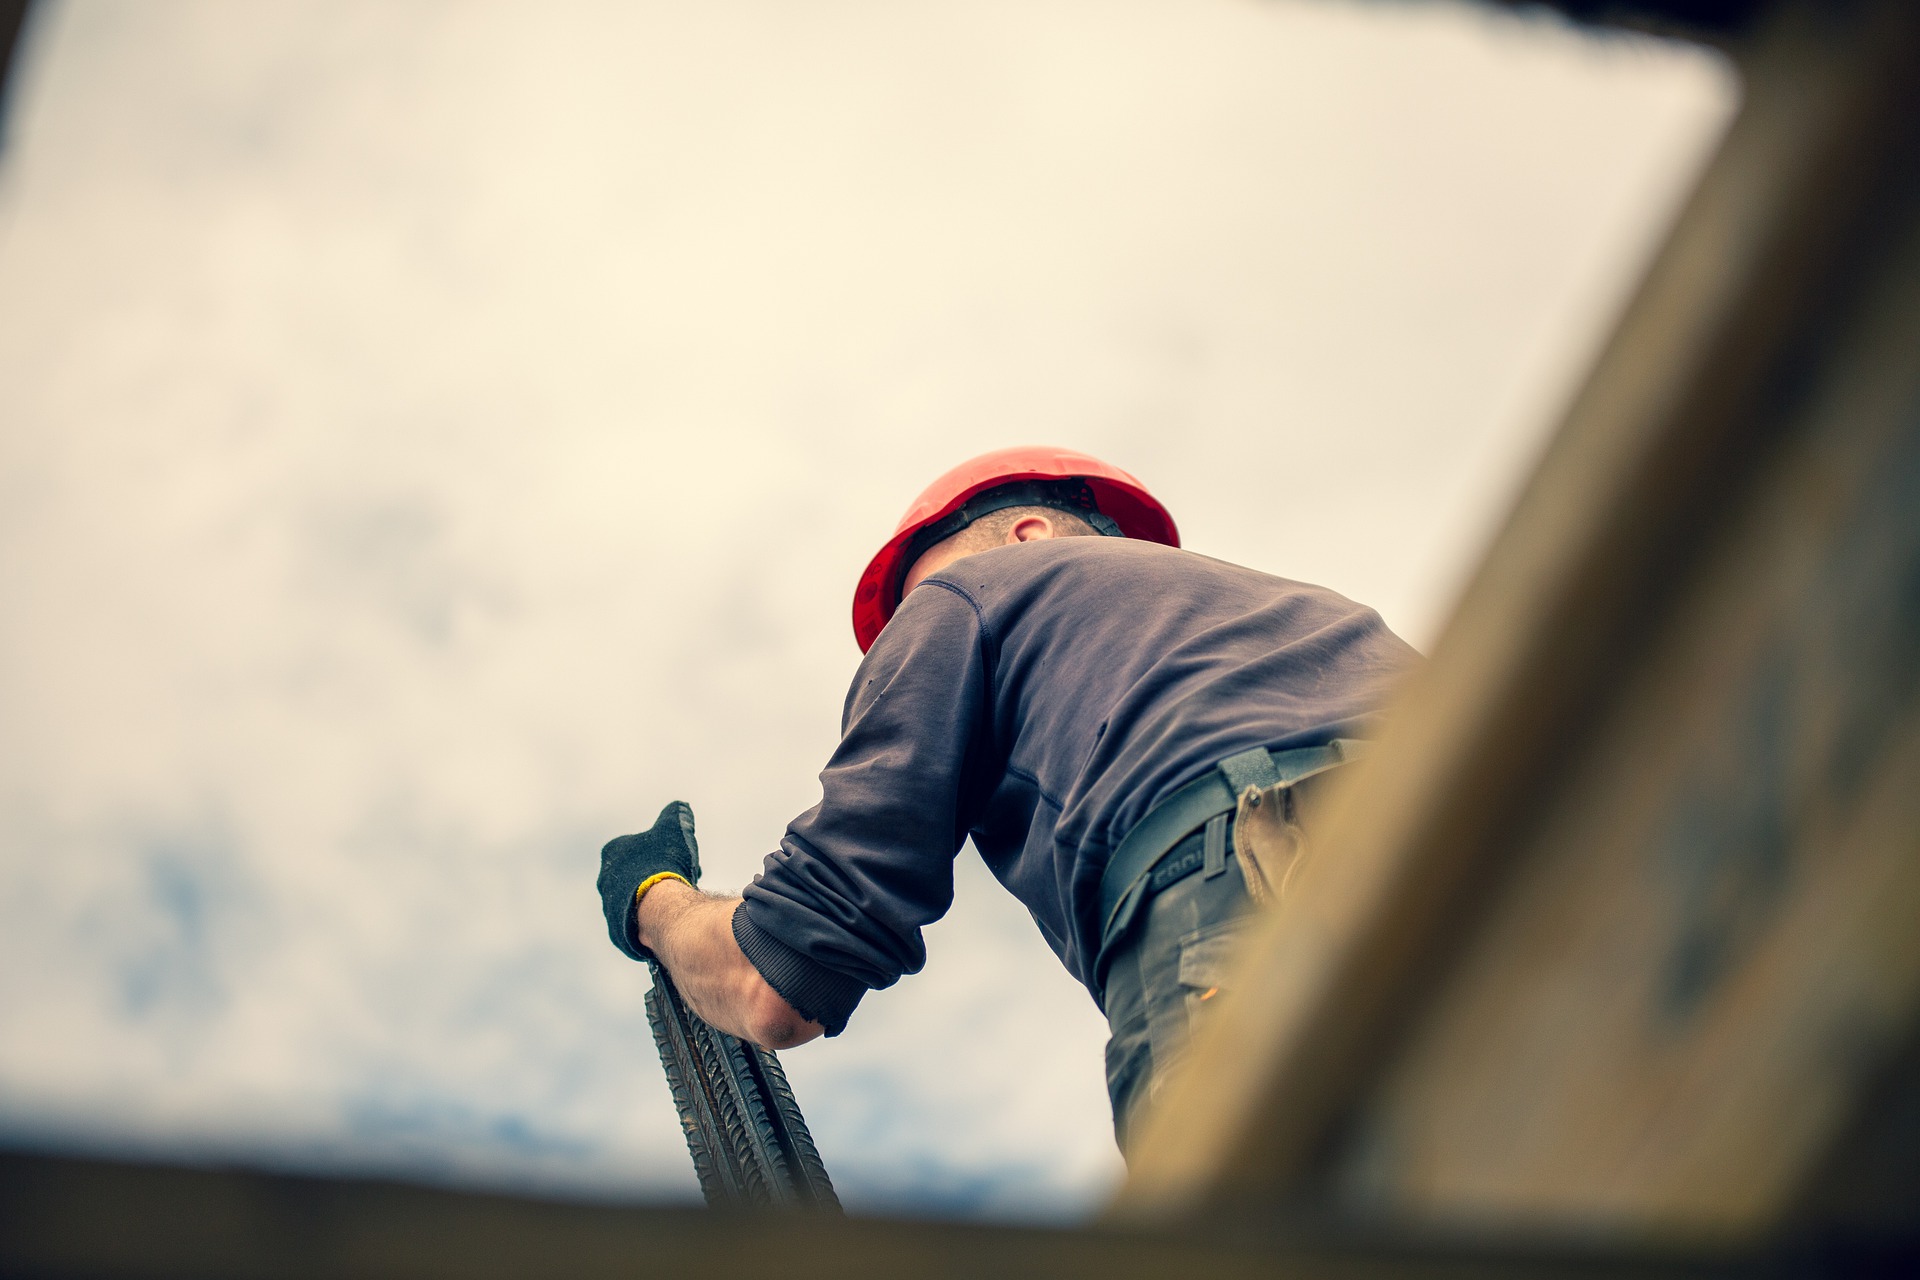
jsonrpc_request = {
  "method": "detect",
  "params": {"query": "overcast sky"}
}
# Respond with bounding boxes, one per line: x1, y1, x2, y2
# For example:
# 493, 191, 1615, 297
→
0, 0, 1731, 1219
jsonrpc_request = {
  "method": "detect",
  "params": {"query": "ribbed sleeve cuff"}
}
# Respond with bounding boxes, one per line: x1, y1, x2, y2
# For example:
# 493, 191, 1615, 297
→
731, 904, 866, 1037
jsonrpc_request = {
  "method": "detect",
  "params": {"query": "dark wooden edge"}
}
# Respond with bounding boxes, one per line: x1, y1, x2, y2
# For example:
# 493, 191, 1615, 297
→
0, 1148, 1779, 1280
0, 1, 33, 137
1482, 0, 1766, 43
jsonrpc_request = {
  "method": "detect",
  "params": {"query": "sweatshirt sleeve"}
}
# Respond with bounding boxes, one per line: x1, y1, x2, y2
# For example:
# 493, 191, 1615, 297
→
736, 579, 994, 1035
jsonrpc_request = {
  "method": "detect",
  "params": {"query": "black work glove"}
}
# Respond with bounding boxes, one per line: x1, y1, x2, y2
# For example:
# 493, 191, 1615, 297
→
597, 800, 703, 962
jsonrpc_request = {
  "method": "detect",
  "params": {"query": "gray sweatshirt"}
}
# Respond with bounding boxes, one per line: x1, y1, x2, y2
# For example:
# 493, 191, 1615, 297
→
732, 536, 1419, 1033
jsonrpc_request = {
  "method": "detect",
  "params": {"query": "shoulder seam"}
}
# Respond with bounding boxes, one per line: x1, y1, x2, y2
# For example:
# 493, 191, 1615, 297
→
922, 578, 999, 663
921, 579, 1004, 775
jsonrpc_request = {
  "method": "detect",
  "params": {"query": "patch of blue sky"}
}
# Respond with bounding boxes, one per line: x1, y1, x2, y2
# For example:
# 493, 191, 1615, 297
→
114, 841, 246, 1021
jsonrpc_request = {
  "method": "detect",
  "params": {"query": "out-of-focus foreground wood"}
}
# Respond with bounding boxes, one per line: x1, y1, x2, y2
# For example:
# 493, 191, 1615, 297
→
0, 1150, 1750, 1280
1118, 0, 1920, 1251
0, 1, 36, 141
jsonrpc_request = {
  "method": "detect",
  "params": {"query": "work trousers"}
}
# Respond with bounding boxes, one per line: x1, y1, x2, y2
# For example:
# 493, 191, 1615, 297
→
1099, 768, 1335, 1156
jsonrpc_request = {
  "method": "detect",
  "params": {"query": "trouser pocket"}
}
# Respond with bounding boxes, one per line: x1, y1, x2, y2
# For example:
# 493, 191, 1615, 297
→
1138, 915, 1251, 1108
1102, 851, 1255, 1155
1175, 921, 1251, 1028
1176, 917, 1251, 1022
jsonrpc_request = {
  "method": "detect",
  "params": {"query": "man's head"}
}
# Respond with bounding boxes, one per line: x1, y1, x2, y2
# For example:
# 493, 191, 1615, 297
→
900, 501, 1100, 597
851, 447, 1181, 653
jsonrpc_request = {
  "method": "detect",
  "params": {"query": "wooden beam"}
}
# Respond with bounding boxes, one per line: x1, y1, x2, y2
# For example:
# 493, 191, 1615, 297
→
1116, 0, 1920, 1241
1337, 206, 1920, 1234
0, 2, 31, 115
0, 1150, 1747, 1280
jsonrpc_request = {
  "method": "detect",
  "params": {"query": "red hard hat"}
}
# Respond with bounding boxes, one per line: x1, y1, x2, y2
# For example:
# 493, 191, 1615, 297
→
852, 446, 1180, 652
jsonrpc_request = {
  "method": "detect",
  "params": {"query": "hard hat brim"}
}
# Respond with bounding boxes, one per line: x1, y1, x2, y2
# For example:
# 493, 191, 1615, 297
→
851, 449, 1179, 653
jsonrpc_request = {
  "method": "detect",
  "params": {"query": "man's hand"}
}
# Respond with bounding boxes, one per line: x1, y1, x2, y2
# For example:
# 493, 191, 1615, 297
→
597, 801, 703, 961
638, 880, 825, 1051
597, 801, 822, 1050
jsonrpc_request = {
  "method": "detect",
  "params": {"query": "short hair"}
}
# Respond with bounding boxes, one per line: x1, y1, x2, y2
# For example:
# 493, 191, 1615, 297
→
950, 503, 1098, 550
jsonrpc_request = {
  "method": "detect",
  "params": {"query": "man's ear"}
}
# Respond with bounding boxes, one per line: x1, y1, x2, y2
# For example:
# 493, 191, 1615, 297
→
1006, 514, 1056, 545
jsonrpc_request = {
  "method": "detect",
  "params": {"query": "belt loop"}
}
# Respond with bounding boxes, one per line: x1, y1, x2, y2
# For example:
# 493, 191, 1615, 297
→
1218, 746, 1281, 794
1202, 811, 1229, 879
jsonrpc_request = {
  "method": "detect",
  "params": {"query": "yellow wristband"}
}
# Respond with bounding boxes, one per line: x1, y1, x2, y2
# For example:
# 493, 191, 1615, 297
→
634, 871, 691, 908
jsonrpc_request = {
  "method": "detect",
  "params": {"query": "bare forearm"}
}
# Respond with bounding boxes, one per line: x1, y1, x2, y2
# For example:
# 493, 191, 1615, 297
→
636, 880, 824, 1050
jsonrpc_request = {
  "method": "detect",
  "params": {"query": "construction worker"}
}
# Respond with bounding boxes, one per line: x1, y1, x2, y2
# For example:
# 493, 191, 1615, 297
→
598, 447, 1418, 1150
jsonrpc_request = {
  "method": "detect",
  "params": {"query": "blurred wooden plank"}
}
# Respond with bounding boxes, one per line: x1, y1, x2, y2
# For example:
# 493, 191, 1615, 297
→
1486, 0, 1765, 43
0, 1150, 1744, 1280
0, 2, 28, 88
1330, 185, 1920, 1233
1788, 1019, 1920, 1238
0, 1, 34, 146
1116, 0, 1920, 1238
